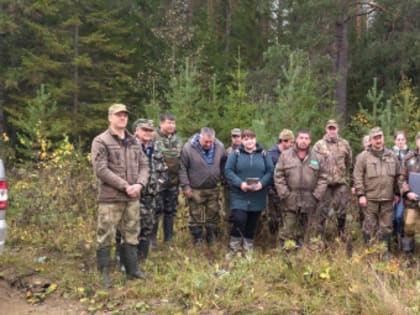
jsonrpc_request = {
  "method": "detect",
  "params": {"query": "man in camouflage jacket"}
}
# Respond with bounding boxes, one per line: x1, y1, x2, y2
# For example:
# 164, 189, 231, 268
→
152, 113, 183, 246
313, 119, 352, 239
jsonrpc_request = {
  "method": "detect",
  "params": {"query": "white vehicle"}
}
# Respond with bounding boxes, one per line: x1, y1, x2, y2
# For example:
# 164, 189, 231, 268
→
0, 159, 7, 254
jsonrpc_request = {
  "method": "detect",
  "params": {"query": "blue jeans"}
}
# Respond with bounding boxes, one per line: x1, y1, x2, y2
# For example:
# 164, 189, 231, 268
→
393, 199, 404, 237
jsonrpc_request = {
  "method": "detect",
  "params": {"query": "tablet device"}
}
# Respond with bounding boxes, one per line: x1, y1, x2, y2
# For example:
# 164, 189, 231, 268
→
408, 172, 420, 196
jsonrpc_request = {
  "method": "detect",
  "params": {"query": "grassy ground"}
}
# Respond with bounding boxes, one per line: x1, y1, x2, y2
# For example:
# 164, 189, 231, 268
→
0, 164, 419, 314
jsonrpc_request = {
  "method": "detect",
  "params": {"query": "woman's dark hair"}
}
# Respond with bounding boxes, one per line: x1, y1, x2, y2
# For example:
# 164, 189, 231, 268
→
393, 130, 406, 140
241, 129, 256, 138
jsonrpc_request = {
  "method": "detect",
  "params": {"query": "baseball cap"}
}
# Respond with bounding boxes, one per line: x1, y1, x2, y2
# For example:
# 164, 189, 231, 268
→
108, 104, 129, 115
133, 118, 154, 131
369, 127, 383, 138
326, 119, 338, 128
231, 128, 241, 136
278, 129, 295, 141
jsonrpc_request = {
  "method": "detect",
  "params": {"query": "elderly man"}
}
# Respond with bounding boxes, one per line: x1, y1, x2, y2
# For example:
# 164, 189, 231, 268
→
313, 119, 352, 240
353, 127, 401, 253
180, 127, 226, 246
91, 104, 149, 287
267, 129, 295, 241
275, 129, 328, 247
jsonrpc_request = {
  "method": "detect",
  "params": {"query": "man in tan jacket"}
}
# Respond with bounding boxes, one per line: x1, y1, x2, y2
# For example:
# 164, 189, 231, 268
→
353, 127, 400, 252
275, 129, 328, 247
91, 104, 149, 287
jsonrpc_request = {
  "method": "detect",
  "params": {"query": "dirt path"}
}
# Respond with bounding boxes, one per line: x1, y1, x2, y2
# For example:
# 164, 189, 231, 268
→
0, 280, 86, 315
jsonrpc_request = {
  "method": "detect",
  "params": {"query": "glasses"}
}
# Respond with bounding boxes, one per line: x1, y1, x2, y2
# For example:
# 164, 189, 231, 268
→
327, 126, 337, 130
231, 135, 241, 138
278, 139, 289, 143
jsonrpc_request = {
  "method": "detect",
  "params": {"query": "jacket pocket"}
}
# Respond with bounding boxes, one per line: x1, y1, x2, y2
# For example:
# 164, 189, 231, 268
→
385, 160, 396, 176
366, 162, 377, 178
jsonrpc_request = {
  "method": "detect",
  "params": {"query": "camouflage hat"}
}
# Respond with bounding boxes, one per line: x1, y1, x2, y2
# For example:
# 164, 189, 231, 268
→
108, 103, 129, 115
132, 118, 154, 131
369, 126, 383, 138
278, 129, 295, 141
416, 131, 420, 141
231, 128, 241, 136
326, 119, 338, 128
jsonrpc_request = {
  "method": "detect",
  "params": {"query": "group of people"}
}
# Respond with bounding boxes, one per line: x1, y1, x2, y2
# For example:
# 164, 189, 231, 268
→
91, 103, 419, 288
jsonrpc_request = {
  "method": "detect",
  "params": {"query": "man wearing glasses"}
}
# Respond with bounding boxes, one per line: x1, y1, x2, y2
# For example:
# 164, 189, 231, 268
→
267, 129, 295, 245
313, 119, 352, 241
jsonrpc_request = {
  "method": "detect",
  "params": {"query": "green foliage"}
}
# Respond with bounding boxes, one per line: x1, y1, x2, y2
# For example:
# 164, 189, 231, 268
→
5, 85, 64, 162
253, 46, 335, 147
348, 78, 420, 151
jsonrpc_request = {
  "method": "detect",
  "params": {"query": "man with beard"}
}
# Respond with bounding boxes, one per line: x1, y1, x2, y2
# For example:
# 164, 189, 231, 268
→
274, 129, 328, 247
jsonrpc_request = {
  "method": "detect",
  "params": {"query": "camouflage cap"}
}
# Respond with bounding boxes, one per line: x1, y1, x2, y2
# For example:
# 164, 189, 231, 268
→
132, 118, 154, 131
108, 103, 129, 115
416, 131, 420, 141
369, 126, 383, 137
231, 128, 241, 136
278, 129, 295, 141
326, 119, 338, 128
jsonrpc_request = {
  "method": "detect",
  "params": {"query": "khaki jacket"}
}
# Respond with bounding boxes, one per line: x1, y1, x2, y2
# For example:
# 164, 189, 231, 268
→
91, 128, 149, 202
274, 146, 328, 212
353, 148, 400, 201
313, 135, 352, 185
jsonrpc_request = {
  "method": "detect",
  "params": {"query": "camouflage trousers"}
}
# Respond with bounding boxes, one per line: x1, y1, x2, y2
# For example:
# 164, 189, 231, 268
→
155, 185, 179, 217
96, 201, 140, 248
188, 187, 221, 229
363, 200, 393, 239
139, 194, 156, 241
280, 208, 317, 244
316, 184, 349, 233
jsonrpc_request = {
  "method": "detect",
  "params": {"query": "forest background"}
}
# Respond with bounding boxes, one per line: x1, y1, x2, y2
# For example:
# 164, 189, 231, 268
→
1, 0, 420, 162
1, 1, 420, 314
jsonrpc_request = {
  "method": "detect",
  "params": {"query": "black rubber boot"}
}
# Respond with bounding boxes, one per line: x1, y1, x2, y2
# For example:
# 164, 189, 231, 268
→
163, 216, 174, 242
189, 226, 203, 247
138, 239, 150, 262
96, 247, 112, 288
121, 244, 147, 280
205, 223, 218, 246
402, 237, 415, 253
337, 217, 346, 238
150, 220, 159, 249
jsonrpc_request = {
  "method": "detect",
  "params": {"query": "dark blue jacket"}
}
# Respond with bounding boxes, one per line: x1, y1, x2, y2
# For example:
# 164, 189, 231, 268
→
224, 144, 274, 211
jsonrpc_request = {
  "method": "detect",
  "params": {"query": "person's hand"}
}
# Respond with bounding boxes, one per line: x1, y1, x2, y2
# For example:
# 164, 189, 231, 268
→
126, 184, 141, 198
351, 187, 356, 196
183, 187, 193, 199
358, 196, 367, 207
406, 192, 418, 201
251, 182, 263, 191
240, 182, 249, 192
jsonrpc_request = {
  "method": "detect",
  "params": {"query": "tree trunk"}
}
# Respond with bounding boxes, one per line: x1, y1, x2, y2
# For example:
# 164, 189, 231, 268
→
224, 0, 233, 69
334, 20, 349, 122
73, 22, 79, 115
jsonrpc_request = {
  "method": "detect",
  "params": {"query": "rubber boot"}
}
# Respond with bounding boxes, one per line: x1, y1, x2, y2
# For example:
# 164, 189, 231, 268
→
402, 237, 415, 267
121, 244, 147, 280
150, 221, 158, 249
163, 215, 174, 243
138, 239, 150, 262
243, 238, 254, 253
381, 234, 391, 261
225, 236, 242, 259
115, 243, 126, 273
337, 217, 346, 239
96, 247, 112, 288
205, 223, 218, 246
189, 226, 203, 247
